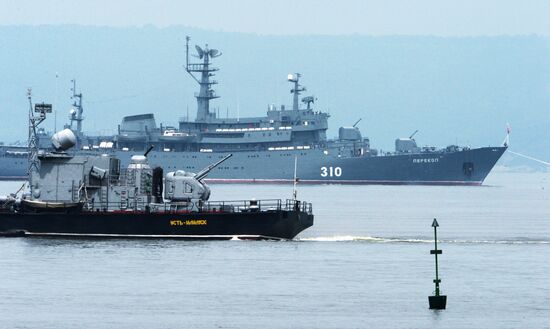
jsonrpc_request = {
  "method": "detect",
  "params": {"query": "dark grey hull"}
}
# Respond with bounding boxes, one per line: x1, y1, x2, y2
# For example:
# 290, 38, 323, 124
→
0, 146, 506, 185
0, 209, 314, 240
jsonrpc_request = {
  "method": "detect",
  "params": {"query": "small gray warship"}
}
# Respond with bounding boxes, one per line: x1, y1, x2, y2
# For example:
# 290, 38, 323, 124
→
0, 37, 507, 184
0, 99, 313, 239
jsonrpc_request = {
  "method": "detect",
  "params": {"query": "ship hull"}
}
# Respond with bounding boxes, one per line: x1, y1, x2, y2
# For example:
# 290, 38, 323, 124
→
0, 146, 506, 185
0, 210, 313, 240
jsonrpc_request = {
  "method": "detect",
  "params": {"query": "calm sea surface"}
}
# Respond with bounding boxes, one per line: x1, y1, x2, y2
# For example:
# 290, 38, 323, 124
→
1, 172, 549, 328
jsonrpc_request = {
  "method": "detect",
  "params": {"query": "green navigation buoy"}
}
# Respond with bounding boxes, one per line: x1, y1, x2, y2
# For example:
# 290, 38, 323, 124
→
429, 218, 447, 309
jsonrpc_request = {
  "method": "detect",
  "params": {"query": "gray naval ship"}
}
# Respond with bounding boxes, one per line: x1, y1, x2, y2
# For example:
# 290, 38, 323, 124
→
0, 102, 313, 240
0, 37, 506, 185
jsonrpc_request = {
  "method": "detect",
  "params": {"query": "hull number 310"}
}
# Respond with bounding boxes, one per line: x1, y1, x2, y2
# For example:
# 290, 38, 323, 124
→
321, 166, 342, 177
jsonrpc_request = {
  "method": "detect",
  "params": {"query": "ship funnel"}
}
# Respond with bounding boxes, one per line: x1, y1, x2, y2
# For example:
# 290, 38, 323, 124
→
51, 128, 76, 151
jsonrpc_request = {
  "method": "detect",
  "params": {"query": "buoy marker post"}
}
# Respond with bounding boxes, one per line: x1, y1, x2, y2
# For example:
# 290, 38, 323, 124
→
429, 218, 447, 309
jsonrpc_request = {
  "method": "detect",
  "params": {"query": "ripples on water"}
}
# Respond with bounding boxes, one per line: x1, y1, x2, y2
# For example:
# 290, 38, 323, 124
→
299, 235, 550, 244
1, 172, 549, 328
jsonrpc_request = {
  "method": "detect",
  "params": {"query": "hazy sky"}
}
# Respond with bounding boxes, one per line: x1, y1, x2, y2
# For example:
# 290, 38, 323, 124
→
1, 0, 548, 36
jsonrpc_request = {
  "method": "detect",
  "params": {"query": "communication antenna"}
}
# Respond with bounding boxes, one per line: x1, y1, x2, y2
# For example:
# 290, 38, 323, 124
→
186, 36, 190, 68
54, 72, 58, 132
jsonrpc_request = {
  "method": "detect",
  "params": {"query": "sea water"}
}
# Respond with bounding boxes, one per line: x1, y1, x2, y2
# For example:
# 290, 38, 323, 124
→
0, 171, 549, 328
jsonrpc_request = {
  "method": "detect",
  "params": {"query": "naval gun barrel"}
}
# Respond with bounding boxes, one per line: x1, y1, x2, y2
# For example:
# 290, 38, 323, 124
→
195, 154, 233, 181
144, 145, 154, 157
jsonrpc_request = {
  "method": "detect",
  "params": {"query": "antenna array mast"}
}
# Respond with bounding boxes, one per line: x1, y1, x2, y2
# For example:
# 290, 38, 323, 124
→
185, 36, 222, 122
27, 89, 52, 197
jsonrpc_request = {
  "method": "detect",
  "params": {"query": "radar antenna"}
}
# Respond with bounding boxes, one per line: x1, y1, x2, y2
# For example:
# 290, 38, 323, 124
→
301, 96, 315, 110
185, 36, 222, 122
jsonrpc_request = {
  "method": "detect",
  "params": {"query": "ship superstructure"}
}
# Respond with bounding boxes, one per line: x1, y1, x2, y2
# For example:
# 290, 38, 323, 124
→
118, 38, 333, 155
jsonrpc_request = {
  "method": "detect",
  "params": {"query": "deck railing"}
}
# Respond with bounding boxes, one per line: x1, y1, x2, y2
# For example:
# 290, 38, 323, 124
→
85, 199, 313, 215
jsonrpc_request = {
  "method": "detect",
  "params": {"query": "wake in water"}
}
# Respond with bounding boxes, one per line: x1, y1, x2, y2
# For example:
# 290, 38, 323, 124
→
298, 236, 550, 244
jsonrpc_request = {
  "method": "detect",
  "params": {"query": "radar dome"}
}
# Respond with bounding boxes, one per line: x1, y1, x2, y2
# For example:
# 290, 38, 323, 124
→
51, 128, 76, 151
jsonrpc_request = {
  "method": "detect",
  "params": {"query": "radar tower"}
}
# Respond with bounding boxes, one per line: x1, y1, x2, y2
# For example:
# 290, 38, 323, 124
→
185, 36, 222, 122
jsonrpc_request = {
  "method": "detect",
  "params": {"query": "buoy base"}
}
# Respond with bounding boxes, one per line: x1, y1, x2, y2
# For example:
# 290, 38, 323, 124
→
429, 295, 447, 309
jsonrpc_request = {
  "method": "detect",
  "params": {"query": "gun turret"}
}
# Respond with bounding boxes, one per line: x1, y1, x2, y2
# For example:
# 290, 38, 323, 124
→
164, 154, 231, 205
194, 154, 232, 181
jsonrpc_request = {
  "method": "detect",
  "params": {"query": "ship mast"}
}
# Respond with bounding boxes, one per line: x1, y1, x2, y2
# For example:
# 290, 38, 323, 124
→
185, 36, 222, 122
27, 89, 51, 197
288, 73, 305, 111
70, 79, 84, 135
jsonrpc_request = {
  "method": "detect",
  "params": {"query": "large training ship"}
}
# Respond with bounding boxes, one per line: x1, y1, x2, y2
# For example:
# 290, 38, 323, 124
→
0, 37, 506, 185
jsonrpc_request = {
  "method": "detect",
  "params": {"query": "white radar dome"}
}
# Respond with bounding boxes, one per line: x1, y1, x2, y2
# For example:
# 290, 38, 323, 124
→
51, 128, 77, 151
